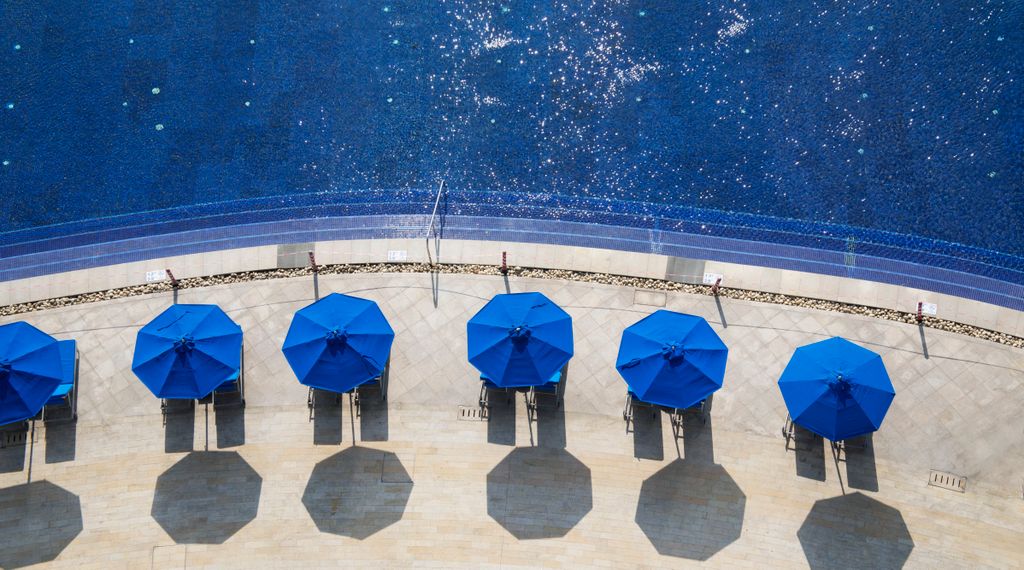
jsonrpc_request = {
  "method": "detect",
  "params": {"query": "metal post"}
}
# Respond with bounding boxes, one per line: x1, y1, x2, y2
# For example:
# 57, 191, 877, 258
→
916, 302, 924, 324
500, 251, 508, 275
309, 252, 321, 301
711, 277, 721, 296
166, 269, 179, 289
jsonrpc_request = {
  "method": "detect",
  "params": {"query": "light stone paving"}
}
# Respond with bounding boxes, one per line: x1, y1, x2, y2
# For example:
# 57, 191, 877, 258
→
0, 272, 1021, 568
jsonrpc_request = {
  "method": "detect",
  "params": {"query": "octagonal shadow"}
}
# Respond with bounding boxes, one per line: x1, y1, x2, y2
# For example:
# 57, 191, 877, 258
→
487, 447, 592, 540
0, 481, 83, 569
151, 451, 263, 544
302, 446, 413, 539
798, 492, 914, 569
635, 459, 746, 560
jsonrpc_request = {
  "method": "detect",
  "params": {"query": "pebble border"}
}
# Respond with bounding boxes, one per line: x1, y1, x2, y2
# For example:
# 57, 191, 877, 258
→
2, 262, 1022, 349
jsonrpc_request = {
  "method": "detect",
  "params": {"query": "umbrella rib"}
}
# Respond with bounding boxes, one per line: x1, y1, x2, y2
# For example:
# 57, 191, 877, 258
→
154, 310, 191, 333
2, 340, 58, 365
468, 326, 515, 360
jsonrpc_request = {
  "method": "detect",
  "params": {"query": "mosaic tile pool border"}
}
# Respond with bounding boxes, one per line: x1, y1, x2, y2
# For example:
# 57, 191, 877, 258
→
2, 191, 1023, 311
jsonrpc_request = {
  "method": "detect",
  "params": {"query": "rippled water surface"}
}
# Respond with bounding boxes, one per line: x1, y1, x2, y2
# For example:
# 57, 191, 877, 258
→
0, 2, 1021, 253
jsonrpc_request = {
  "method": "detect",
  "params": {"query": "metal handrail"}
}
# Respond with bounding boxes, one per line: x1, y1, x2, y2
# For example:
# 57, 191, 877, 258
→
426, 180, 445, 265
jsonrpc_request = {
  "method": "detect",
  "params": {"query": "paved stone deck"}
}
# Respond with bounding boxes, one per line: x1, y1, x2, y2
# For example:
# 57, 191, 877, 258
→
0, 271, 1022, 568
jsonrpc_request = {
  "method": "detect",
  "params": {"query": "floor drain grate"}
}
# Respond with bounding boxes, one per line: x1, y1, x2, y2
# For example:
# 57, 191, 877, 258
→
1, 429, 35, 448
928, 470, 967, 493
457, 406, 488, 421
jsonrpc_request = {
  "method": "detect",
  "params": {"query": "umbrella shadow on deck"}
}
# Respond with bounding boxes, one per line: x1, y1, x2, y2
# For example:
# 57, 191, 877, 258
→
636, 418, 746, 561
302, 446, 413, 539
486, 445, 592, 540
487, 386, 591, 540
0, 480, 83, 569
798, 492, 913, 569
151, 451, 262, 544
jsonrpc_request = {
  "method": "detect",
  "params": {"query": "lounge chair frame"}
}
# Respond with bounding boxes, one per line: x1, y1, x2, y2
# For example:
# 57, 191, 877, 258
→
42, 340, 78, 423
161, 398, 195, 425
526, 368, 565, 421
353, 357, 389, 417
624, 391, 710, 433
308, 355, 390, 421
479, 378, 514, 409
212, 349, 246, 409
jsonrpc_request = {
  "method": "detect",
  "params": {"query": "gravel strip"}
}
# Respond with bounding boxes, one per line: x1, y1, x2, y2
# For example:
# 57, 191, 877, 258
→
3, 262, 1022, 349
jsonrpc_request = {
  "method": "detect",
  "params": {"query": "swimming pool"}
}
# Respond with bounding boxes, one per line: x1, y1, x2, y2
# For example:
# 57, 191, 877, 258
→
1, 3, 1022, 303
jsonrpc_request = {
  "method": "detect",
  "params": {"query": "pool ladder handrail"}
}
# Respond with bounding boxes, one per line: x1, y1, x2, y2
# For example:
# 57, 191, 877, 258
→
426, 180, 445, 266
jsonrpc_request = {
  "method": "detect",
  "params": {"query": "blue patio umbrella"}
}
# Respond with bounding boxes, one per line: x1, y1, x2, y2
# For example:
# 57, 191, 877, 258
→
132, 304, 243, 399
282, 293, 395, 393
0, 322, 63, 425
615, 310, 728, 409
467, 292, 573, 388
778, 337, 895, 441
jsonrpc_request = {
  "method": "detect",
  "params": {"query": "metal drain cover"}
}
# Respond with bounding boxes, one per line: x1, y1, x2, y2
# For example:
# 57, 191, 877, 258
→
457, 406, 488, 421
1, 428, 35, 448
928, 470, 967, 493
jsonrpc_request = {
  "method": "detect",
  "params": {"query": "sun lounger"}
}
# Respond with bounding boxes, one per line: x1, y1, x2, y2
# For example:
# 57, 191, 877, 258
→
160, 397, 195, 423
670, 395, 709, 427
526, 369, 564, 416
211, 350, 245, 409
42, 340, 78, 422
352, 358, 388, 416
478, 375, 515, 408
308, 357, 389, 420
624, 389, 708, 429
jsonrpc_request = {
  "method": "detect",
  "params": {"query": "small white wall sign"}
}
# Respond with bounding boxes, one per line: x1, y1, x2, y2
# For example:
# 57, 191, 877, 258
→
387, 250, 408, 262
919, 302, 938, 316
702, 272, 723, 285
145, 269, 167, 283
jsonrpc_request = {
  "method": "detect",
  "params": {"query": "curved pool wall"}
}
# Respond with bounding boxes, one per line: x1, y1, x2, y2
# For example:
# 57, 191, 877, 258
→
2, 190, 1023, 312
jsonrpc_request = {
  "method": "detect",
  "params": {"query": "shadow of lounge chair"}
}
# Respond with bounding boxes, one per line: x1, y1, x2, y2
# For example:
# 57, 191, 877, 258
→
308, 358, 389, 421
624, 390, 708, 434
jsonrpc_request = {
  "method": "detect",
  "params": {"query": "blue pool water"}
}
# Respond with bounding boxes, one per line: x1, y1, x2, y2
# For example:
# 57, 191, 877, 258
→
0, 2, 1022, 291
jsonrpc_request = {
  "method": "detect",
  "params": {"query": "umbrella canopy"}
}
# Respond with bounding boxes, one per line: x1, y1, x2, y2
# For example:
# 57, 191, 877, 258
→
615, 310, 728, 409
282, 293, 395, 393
778, 337, 895, 441
0, 322, 63, 425
467, 292, 573, 388
132, 304, 243, 399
